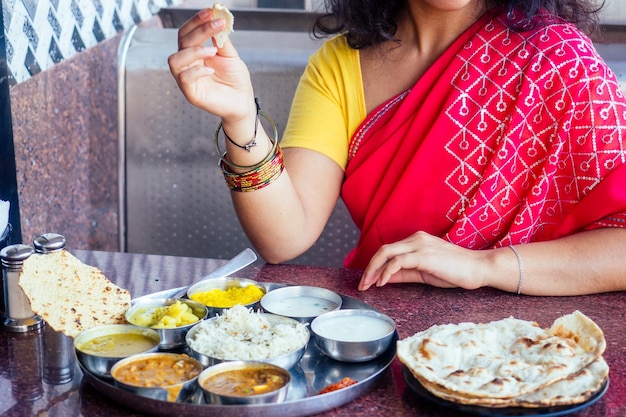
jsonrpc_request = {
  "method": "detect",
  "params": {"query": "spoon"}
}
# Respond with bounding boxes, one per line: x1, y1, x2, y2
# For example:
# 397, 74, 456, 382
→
131, 248, 258, 303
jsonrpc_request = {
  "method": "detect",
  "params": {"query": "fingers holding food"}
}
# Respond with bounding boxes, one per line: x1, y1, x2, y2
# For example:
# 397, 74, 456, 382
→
177, 4, 234, 50
168, 45, 217, 77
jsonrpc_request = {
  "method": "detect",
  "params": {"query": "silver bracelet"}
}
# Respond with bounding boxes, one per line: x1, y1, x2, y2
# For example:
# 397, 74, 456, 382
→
509, 245, 524, 295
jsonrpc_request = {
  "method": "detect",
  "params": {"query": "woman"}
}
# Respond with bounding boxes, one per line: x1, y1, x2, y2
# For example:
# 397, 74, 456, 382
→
168, 0, 626, 296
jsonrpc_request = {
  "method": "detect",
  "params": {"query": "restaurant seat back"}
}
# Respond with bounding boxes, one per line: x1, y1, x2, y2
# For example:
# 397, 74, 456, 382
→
118, 17, 358, 267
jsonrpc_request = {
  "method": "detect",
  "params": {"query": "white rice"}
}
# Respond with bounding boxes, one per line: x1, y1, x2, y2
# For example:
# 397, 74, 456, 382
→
187, 304, 309, 360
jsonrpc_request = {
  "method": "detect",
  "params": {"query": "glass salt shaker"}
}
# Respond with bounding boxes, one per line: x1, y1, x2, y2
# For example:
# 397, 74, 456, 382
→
0, 243, 44, 332
33, 233, 76, 385
7, 329, 44, 402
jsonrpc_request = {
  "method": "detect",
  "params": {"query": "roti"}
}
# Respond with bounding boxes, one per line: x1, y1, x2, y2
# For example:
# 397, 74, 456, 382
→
412, 357, 608, 408
514, 357, 608, 407
211, 3, 234, 48
18, 250, 131, 338
398, 311, 606, 406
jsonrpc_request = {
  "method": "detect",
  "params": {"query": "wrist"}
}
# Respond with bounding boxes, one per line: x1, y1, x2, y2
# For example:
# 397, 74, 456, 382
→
221, 98, 258, 145
483, 246, 522, 293
214, 100, 279, 173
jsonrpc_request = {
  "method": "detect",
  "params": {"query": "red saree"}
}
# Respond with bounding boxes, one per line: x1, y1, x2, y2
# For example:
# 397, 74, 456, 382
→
342, 10, 626, 270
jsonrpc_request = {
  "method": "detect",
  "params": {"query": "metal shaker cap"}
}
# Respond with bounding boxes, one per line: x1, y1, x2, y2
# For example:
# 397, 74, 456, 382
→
0, 244, 34, 270
33, 233, 66, 253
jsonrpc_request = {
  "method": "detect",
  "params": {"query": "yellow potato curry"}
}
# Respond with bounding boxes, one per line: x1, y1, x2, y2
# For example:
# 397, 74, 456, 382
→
128, 300, 199, 328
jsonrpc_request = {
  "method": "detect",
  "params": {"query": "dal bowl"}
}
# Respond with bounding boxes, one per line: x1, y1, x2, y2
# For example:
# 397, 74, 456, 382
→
125, 297, 208, 350
185, 304, 309, 369
198, 361, 291, 405
260, 285, 342, 323
74, 324, 160, 379
111, 352, 202, 403
186, 277, 266, 317
311, 309, 396, 362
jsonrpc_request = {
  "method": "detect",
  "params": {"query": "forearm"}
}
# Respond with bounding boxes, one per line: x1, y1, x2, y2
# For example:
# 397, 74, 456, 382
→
232, 173, 316, 263
485, 228, 626, 295
221, 117, 343, 263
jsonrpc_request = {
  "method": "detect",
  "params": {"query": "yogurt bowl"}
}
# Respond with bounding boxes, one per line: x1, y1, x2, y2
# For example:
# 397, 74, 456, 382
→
311, 309, 396, 362
260, 285, 342, 323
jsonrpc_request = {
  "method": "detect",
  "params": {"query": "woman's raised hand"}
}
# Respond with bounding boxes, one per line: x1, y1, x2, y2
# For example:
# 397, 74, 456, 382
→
167, 8, 254, 123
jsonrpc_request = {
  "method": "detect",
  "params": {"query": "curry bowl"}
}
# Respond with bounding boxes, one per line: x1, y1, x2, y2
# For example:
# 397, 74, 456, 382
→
260, 285, 342, 323
185, 305, 309, 369
74, 324, 160, 378
110, 352, 203, 403
125, 297, 208, 350
311, 309, 396, 362
186, 277, 266, 317
198, 360, 291, 405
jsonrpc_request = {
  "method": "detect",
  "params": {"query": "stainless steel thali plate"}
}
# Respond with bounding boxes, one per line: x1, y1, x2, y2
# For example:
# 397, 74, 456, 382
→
80, 283, 397, 417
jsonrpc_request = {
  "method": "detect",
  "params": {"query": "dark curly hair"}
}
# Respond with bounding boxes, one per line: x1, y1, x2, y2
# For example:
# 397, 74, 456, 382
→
313, 0, 605, 49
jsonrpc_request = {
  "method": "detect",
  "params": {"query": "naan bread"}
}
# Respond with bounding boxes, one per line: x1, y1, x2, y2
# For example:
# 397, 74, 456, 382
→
413, 357, 608, 408
19, 250, 131, 338
515, 357, 608, 407
211, 3, 234, 48
398, 311, 606, 404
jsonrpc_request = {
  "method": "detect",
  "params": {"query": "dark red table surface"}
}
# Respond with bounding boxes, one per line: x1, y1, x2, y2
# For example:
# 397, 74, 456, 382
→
0, 249, 624, 416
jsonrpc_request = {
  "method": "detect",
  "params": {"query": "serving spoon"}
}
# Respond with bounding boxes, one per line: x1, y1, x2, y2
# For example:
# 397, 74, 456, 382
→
131, 248, 258, 304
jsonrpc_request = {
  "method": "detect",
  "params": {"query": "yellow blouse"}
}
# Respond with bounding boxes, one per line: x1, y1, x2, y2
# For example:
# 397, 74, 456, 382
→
280, 35, 365, 170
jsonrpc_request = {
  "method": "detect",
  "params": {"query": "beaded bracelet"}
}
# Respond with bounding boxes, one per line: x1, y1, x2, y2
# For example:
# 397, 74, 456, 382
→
220, 145, 284, 192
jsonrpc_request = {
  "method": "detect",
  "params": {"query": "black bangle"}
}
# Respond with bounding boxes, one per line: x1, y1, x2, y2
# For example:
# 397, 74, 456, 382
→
222, 98, 261, 152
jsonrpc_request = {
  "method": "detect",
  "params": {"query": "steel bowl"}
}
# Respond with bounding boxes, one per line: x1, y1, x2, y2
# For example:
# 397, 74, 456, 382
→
111, 352, 202, 402
311, 309, 396, 362
186, 312, 309, 369
186, 277, 266, 317
125, 297, 208, 350
198, 360, 291, 405
260, 285, 342, 323
74, 324, 160, 379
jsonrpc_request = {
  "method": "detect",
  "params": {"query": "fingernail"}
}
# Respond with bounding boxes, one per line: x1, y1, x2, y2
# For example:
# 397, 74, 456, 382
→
211, 18, 225, 29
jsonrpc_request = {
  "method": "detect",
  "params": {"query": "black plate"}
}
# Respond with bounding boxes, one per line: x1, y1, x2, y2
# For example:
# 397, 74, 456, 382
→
402, 366, 608, 417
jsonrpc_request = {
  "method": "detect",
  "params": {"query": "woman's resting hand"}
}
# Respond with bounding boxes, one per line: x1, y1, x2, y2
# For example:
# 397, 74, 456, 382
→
359, 228, 626, 295
359, 231, 489, 292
